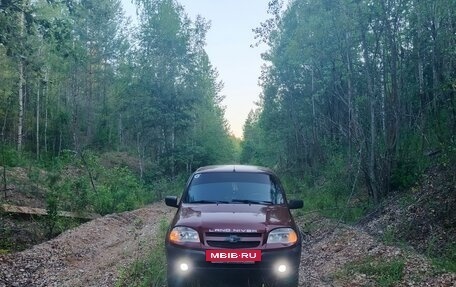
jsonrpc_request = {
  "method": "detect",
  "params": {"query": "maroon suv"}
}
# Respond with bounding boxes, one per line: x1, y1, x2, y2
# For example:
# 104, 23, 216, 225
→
164, 165, 303, 287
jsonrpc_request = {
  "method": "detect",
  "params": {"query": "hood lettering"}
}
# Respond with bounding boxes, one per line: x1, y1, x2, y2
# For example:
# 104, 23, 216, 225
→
209, 228, 258, 233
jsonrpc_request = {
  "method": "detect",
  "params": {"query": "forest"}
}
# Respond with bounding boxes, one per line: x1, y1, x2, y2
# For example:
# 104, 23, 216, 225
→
1, 0, 239, 214
242, 0, 455, 214
1, 0, 455, 217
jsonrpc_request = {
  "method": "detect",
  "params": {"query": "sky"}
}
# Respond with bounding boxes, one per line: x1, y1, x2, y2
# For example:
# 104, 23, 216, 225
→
121, 0, 270, 138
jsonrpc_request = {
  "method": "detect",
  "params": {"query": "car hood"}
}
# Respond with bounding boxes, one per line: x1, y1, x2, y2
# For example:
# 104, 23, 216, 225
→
171, 203, 294, 234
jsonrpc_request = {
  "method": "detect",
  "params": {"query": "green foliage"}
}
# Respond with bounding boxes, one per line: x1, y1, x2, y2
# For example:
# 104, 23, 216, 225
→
115, 218, 168, 287
90, 186, 114, 216
392, 133, 430, 190
0, 145, 25, 167
33, 151, 158, 216
282, 155, 367, 223
56, 152, 157, 215
91, 167, 152, 215
116, 0, 236, 175
440, 141, 456, 168
45, 189, 59, 237
149, 175, 186, 199
1, 0, 235, 181
343, 257, 405, 287
243, 0, 456, 204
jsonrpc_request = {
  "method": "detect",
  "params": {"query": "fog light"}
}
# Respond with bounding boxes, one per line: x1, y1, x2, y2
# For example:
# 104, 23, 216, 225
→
277, 264, 287, 273
179, 263, 189, 272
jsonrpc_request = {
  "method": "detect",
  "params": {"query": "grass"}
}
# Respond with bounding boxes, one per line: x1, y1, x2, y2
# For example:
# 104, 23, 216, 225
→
115, 218, 169, 287
288, 186, 369, 224
381, 226, 406, 247
341, 257, 405, 287
431, 243, 456, 273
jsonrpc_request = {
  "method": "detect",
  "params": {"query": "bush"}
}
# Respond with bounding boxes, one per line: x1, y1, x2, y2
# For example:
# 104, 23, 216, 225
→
89, 167, 150, 215
0, 145, 25, 167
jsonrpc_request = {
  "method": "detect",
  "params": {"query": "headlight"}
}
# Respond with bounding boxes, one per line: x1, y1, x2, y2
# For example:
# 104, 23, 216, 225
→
169, 227, 200, 243
267, 228, 298, 244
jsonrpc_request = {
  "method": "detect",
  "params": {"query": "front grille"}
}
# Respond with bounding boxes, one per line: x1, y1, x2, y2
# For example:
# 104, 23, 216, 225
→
206, 240, 261, 248
205, 232, 262, 238
204, 232, 263, 249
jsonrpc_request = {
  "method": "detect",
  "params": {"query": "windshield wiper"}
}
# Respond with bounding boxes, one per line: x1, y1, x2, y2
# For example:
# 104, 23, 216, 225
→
230, 199, 273, 205
190, 200, 230, 204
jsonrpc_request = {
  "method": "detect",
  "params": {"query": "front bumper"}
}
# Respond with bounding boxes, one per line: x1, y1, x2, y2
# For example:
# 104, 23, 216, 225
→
166, 243, 301, 279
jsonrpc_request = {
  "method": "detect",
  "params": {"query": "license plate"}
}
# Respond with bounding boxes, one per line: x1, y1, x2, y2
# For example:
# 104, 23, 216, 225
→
205, 250, 261, 263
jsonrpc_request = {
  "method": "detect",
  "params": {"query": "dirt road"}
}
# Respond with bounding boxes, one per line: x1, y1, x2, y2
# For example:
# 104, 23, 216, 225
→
1, 205, 454, 287
0, 203, 172, 287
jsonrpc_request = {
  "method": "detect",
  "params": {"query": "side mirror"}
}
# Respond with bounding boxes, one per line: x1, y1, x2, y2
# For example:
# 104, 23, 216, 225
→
165, 196, 179, 208
288, 199, 303, 209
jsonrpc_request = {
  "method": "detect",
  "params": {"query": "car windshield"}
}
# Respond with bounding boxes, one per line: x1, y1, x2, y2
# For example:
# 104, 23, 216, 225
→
184, 172, 284, 205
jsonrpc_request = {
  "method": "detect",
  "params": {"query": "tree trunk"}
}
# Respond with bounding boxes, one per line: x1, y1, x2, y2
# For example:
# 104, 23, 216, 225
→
18, 61, 24, 152
1, 97, 9, 143
345, 33, 353, 168
17, 0, 26, 152
137, 132, 144, 180
44, 71, 49, 153
360, 26, 380, 204
36, 85, 40, 160
369, 95, 378, 203
383, 3, 399, 195
118, 113, 122, 151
